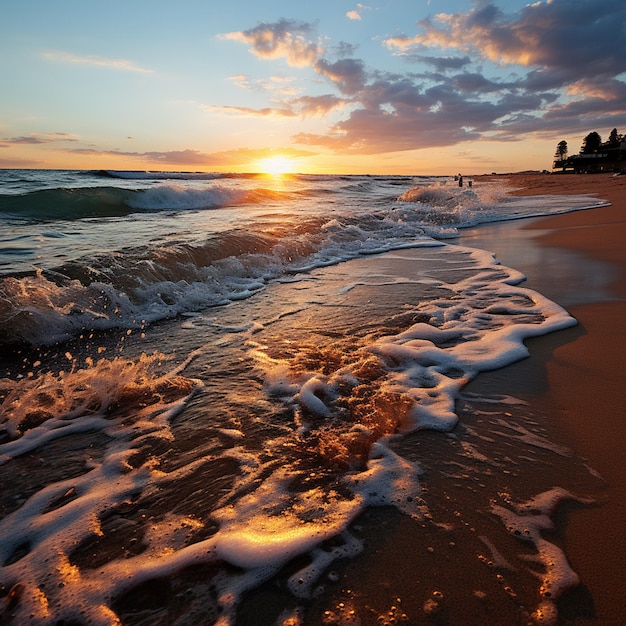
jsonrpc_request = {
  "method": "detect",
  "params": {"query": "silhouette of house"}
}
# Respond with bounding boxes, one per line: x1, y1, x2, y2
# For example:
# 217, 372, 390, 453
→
553, 141, 626, 173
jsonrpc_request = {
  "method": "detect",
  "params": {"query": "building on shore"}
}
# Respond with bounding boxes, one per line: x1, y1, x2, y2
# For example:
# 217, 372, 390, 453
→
553, 141, 626, 173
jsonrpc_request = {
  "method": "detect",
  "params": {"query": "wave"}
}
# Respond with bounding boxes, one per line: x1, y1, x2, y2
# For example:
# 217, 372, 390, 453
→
90, 169, 237, 181
0, 184, 292, 221
0, 187, 134, 220
90, 169, 308, 181
125, 184, 288, 211
0, 178, 606, 347
0, 209, 440, 346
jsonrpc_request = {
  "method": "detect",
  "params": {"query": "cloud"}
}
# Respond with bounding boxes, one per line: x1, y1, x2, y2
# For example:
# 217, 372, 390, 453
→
228, 73, 300, 96
291, 61, 573, 153
386, 0, 626, 85
219, 19, 322, 68
291, 95, 347, 117
347, 4, 370, 21
43, 51, 153, 73
67, 148, 216, 165
207, 105, 297, 118
404, 55, 472, 72
450, 73, 503, 94
1, 132, 79, 145
317, 0, 625, 152
0, 157, 44, 167
314, 58, 368, 96
220, 5, 626, 156
567, 77, 626, 102
142, 150, 225, 165
208, 93, 346, 119
334, 41, 359, 59
293, 89, 489, 154
228, 74, 251, 89
63, 146, 316, 167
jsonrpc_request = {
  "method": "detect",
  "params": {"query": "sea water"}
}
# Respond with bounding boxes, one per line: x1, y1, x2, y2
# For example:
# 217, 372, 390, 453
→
0, 170, 607, 624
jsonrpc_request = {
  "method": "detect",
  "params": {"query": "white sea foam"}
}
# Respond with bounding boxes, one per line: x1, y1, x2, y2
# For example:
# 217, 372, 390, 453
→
492, 488, 594, 621
0, 353, 202, 623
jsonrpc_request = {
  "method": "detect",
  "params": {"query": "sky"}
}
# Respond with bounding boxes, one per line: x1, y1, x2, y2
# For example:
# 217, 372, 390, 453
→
1, 0, 625, 175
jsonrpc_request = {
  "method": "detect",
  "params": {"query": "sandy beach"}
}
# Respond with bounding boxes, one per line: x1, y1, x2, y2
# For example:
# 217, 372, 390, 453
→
468, 172, 626, 624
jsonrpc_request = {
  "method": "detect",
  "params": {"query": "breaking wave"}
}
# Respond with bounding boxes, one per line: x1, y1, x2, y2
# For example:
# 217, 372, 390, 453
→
0, 184, 291, 221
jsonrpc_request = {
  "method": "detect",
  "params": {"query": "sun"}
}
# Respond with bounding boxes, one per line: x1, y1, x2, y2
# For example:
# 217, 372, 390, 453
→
257, 156, 295, 175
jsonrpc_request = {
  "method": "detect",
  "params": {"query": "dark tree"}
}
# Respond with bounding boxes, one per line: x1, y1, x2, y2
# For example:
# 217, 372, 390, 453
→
608, 128, 620, 145
554, 140, 568, 159
580, 131, 601, 154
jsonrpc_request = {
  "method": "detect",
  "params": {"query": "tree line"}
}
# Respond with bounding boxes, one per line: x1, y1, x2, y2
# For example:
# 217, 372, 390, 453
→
554, 128, 624, 160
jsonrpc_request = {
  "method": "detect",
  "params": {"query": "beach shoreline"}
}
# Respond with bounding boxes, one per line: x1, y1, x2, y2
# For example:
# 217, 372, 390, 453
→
465, 172, 626, 624
1, 171, 624, 625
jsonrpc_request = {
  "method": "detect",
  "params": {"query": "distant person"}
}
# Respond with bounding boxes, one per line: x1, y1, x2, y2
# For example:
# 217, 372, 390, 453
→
458, 175, 463, 187
468, 180, 473, 188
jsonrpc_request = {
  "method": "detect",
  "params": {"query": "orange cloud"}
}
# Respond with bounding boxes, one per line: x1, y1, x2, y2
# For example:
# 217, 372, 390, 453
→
347, 3, 370, 21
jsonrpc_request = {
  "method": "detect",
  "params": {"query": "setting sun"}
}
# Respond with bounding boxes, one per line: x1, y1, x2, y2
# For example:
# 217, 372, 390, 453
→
257, 156, 294, 175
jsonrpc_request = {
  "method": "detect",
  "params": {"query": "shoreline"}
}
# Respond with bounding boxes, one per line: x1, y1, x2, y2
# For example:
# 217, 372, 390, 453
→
1, 171, 624, 624
466, 172, 626, 624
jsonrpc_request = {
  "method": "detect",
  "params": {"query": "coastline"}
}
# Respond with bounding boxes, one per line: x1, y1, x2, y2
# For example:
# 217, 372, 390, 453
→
1, 171, 624, 624
466, 172, 626, 624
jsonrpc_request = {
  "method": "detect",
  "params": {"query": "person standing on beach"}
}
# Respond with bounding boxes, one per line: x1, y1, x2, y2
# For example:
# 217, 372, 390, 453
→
459, 175, 463, 187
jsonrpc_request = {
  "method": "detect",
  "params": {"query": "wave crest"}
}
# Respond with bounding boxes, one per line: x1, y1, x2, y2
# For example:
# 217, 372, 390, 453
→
126, 184, 288, 211
0, 187, 132, 220
0, 184, 292, 221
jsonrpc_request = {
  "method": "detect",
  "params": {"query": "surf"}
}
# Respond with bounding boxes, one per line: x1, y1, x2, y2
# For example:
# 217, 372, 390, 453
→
0, 187, 133, 221
0, 184, 294, 223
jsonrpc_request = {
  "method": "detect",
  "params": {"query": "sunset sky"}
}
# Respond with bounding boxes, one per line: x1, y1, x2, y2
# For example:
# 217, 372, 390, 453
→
2, 0, 625, 174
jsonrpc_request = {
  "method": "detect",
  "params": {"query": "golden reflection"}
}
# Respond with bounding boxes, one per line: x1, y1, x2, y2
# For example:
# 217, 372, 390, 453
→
280, 345, 414, 470
56, 553, 82, 584
0, 353, 196, 435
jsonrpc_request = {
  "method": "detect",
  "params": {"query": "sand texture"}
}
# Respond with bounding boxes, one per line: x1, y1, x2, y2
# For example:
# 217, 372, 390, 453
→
474, 172, 626, 624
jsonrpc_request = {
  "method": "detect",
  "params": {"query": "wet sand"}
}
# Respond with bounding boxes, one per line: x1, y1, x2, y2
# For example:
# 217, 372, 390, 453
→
466, 172, 626, 624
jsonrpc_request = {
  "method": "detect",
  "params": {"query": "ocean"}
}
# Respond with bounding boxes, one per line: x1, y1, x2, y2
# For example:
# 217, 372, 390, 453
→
0, 170, 608, 624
